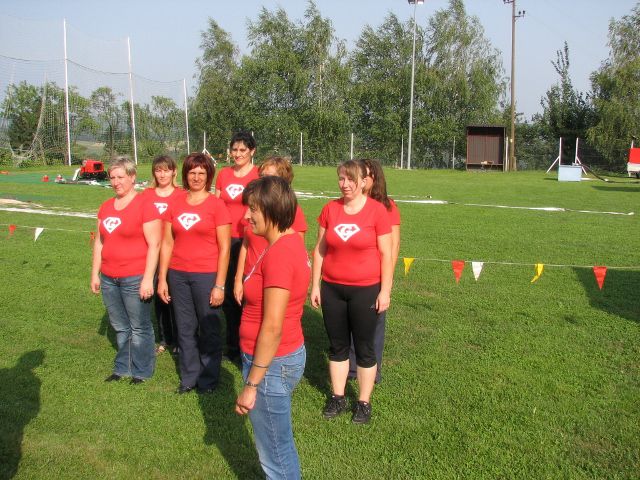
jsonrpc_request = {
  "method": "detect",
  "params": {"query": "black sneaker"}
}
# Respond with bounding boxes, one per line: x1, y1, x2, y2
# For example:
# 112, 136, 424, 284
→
352, 401, 372, 424
323, 395, 348, 419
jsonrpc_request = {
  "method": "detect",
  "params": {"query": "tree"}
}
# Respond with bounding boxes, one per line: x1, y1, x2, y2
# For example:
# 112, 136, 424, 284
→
190, 18, 239, 154
588, 3, 640, 170
1, 81, 42, 152
419, 0, 505, 167
539, 42, 594, 162
349, 13, 418, 163
90, 86, 125, 158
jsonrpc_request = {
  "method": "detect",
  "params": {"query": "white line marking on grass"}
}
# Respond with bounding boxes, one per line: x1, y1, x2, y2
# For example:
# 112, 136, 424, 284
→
0, 207, 96, 218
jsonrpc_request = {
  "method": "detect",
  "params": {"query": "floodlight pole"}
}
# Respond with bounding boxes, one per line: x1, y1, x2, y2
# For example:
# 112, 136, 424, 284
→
407, 0, 424, 170
503, 1, 525, 171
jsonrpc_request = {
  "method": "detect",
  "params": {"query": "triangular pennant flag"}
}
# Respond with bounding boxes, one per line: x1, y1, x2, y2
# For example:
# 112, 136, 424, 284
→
471, 261, 484, 281
403, 257, 415, 276
8, 224, 16, 236
451, 260, 465, 283
34, 227, 44, 242
592, 266, 607, 290
531, 263, 544, 283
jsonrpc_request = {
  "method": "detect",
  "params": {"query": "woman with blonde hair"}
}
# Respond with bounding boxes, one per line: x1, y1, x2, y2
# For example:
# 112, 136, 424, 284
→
91, 156, 162, 384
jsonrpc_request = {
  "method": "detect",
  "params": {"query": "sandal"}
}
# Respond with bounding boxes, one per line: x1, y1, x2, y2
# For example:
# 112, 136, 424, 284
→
155, 344, 167, 355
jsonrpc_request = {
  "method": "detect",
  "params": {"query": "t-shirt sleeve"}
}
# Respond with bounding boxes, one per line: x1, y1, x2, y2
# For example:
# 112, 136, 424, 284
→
214, 169, 223, 191
292, 205, 307, 232
317, 202, 330, 229
374, 202, 392, 236
262, 248, 294, 291
142, 195, 162, 223
214, 198, 232, 226
97, 202, 105, 220
389, 200, 401, 225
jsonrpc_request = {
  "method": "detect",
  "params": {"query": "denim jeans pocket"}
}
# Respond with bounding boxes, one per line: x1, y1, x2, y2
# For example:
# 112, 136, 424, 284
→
280, 363, 304, 394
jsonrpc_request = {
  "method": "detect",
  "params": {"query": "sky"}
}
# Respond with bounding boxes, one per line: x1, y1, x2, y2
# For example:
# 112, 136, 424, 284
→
0, 0, 637, 118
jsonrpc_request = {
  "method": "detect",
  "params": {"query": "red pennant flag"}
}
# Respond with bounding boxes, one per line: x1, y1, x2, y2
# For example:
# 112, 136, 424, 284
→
592, 266, 607, 290
451, 260, 465, 283
8, 224, 16, 236
89, 231, 96, 245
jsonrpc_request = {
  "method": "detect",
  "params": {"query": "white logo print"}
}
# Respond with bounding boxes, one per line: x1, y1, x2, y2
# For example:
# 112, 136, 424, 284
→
334, 224, 360, 242
178, 213, 201, 230
154, 202, 168, 214
103, 217, 121, 234
226, 184, 244, 200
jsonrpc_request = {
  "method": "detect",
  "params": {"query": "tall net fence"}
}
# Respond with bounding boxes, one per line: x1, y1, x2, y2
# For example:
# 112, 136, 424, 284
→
0, 14, 188, 166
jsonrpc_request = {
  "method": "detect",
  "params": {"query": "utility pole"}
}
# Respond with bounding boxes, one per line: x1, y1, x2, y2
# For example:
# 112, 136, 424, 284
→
503, 1, 525, 171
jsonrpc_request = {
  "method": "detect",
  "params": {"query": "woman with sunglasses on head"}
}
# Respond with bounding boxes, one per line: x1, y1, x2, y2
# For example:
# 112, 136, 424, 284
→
215, 131, 260, 362
157, 152, 231, 394
235, 176, 310, 479
310, 159, 393, 425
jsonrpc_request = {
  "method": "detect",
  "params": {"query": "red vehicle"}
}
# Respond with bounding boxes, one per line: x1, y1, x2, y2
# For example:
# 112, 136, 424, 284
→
77, 159, 108, 181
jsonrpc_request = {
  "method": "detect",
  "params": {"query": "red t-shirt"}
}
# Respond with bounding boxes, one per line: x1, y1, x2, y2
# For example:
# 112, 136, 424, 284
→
318, 197, 391, 286
166, 194, 231, 273
388, 199, 401, 226
214, 166, 259, 238
142, 187, 186, 221
242, 204, 308, 275
240, 233, 310, 357
98, 194, 160, 277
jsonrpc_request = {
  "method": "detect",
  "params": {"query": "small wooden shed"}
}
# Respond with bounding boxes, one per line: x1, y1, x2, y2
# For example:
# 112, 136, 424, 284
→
466, 125, 506, 171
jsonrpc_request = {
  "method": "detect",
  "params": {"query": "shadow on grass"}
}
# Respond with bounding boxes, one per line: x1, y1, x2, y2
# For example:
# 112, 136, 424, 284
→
574, 267, 640, 323
591, 184, 640, 192
197, 366, 263, 479
96, 312, 117, 350
0, 349, 44, 480
301, 305, 330, 396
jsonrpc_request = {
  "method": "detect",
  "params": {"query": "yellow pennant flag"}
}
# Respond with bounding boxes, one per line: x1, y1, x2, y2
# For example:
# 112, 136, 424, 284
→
530, 263, 544, 283
403, 257, 415, 276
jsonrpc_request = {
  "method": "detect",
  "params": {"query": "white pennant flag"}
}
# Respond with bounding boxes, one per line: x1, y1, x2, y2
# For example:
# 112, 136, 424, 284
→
471, 261, 484, 281
34, 227, 44, 242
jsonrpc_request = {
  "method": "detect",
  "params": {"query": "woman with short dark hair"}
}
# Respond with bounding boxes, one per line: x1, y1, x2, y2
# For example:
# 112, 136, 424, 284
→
158, 153, 231, 394
235, 176, 310, 479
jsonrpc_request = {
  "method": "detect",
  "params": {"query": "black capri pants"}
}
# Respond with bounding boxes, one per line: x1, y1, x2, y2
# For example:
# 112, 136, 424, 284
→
321, 280, 380, 368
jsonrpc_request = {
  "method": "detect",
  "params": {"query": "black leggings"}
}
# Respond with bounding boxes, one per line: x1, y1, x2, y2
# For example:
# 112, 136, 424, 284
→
222, 238, 243, 354
321, 281, 380, 368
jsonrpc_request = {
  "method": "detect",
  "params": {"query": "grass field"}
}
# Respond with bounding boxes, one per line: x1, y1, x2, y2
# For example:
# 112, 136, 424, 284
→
1, 166, 639, 479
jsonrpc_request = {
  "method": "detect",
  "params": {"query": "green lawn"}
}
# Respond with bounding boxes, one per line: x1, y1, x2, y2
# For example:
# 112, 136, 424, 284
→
1, 167, 639, 479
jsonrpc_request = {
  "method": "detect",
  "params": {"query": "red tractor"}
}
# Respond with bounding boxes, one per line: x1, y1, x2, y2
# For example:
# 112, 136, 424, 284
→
74, 159, 108, 181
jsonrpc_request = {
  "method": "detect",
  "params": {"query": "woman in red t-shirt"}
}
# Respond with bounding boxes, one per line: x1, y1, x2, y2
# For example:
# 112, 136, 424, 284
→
142, 155, 185, 356
234, 176, 310, 479
158, 153, 231, 394
91, 157, 162, 384
310, 159, 393, 424
347, 159, 401, 384
233, 156, 307, 305
215, 131, 260, 361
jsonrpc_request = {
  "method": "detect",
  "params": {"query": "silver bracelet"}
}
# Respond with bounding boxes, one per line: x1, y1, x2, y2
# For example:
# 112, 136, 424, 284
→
212, 284, 225, 291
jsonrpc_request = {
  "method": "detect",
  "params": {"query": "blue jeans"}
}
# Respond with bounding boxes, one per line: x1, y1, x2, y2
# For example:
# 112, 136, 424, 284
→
100, 273, 156, 379
242, 345, 306, 480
